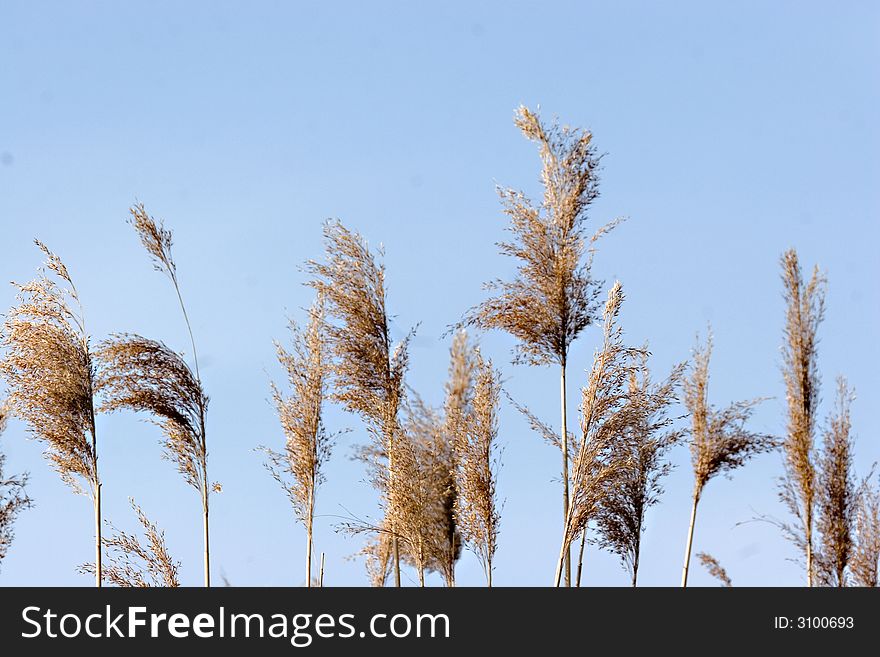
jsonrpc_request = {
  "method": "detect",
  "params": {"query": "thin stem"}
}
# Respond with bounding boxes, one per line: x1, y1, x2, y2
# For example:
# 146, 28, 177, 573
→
94, 482, 102, 588
561, 361, 571, 587
681, 486, 701, 588
170, 270, 210, 588
202, 481, 210, 588
306, 486, 314, 587
806, 525, 813, 587
555, 342, 612, 585
170, 272, 201, 384
575, 529, 586, 586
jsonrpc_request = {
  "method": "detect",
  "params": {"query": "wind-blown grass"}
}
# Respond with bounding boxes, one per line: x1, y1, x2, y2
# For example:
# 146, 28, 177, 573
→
680, 331, 776, 587
0, 241, 104, 585
464, 106, 621, 586
262, 294, 336, 586
0, 401, 33, 571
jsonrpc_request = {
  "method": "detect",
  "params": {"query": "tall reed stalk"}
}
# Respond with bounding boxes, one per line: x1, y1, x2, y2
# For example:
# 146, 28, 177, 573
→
307, 220, 412, 586
779, 249, 825, 586
815, 377, 855, 587
0, 242, 103, 585
554, 282, 640, 586
439, 331, 476, 586
101, 204, 213, 586
262, 295, 334, 586
465, 106, 621, 586
454, 352, 501, 586
680, 332, 775, 587
595, 354, 685, 586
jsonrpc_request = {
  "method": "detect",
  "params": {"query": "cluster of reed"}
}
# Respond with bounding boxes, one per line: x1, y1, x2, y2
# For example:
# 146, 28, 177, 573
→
0, 106, 876, 587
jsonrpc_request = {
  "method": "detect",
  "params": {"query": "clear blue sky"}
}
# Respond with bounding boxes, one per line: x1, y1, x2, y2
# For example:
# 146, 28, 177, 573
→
1, 1, 877, 586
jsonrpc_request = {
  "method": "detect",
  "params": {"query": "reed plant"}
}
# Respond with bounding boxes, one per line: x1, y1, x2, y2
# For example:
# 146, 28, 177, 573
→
306, 220, 413, 586
779, 249, 826, 586
680, 332, 775, 587
465, 106, 621, 585
262, 295, 335, 586
80, 498, 179, 587
0, 242, 104, 585
595, 354, 685, 586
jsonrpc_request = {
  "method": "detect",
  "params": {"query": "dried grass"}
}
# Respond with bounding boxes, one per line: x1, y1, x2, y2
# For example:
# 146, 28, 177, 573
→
261, 295, 335, 586
0, 241, 103, 585
464, 106, 621, 585
697, 552, 732, 587
116, 204, 213, 586
306, 220, 413, 586
454, 352, 501, 586
96, 335, 209, 495
595, 355, 686, 586
815, 377, 856, 587
850, 475, 880, 587
680, 331, 775, 586
779, 248, 825, 586
79, 498, 179, 587
554, 282, 643, 585
0, 401, 33, 570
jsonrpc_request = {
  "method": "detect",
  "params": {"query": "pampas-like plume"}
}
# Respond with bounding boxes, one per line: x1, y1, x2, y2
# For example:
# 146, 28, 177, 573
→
79, 498, 179, 587
595, 355, 686, 586
554, 282, 644, 586
815, 377, 856, 587
680, 332, 775, 587
0, 402, 33, 570
465, 106, 620, 585
261, 295, 335, 586
697, 552, 732, 587
306, 220, 413, 586
97, 336, 207, 488
437, 331, 476, 586
850, 476, 880, 587
114, 203, 212, 586
361, 529, 394, 588
779, 248, 826, 586
0, 241, 103, 585
454, 352, 501, 587
390, 397, 455, 586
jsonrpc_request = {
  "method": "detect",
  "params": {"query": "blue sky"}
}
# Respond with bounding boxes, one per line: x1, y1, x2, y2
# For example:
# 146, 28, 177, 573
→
1, 1, 878, 586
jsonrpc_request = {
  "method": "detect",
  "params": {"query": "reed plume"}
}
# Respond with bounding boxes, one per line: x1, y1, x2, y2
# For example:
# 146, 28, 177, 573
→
406, 393, 464, 586
464, 106, 621, 586
0, 401, 33, 570
262, 295, 334, 586
850, 476, 879, 587
680, 331, 775, 587
814, 377, 855, 587
306, 219, 413, 586
697, 552, 732, 587
779, 248, 825, 586
595, 355, 685, 586
102, 203, 211, 586
80, 498, 179, 587
454, 352, 501, 586
391, 398, 451, 586
362, 529, 394, 587
437, 330, 476, 586
554, 282, 643, 586
0, 241, 104, 585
